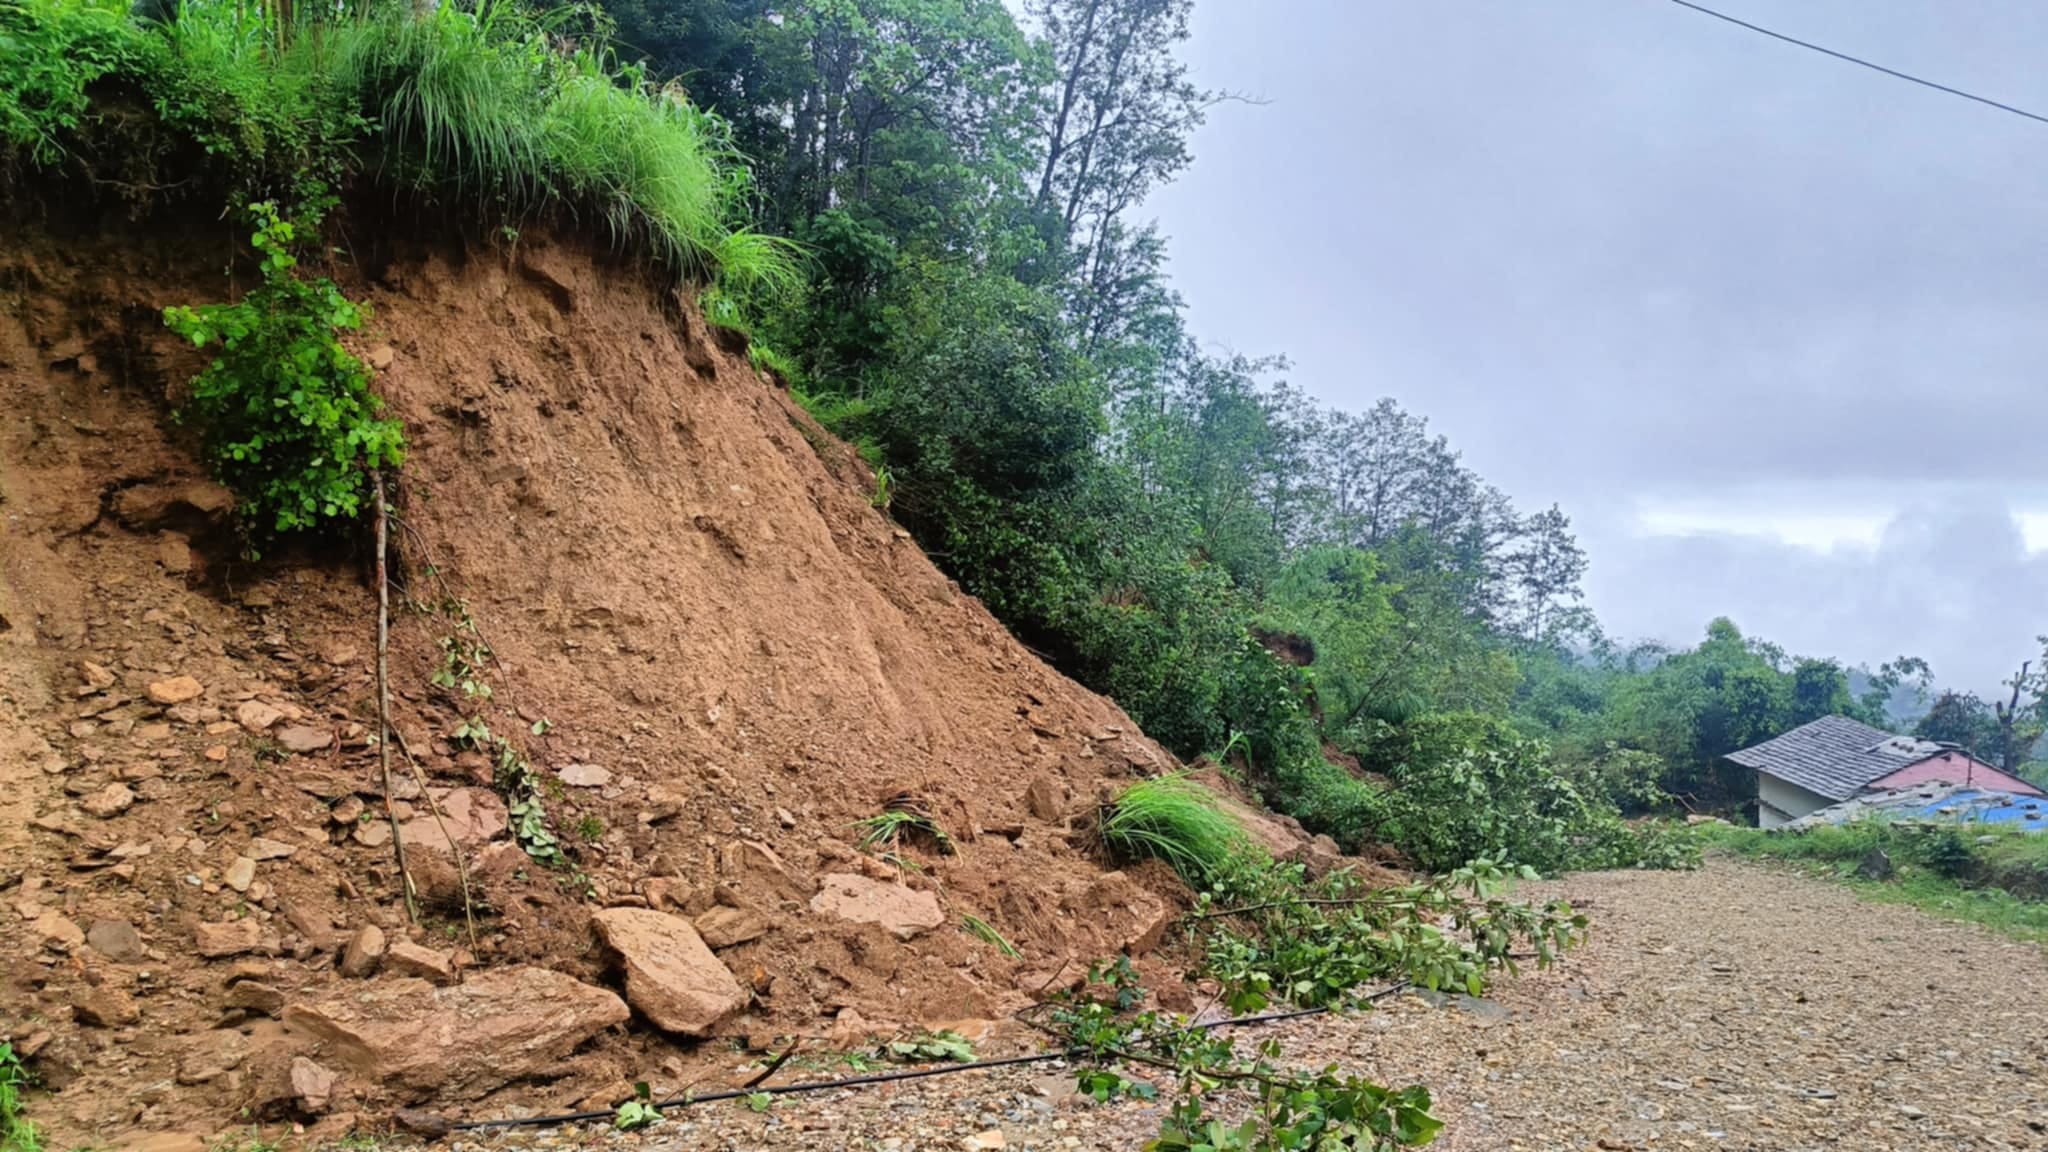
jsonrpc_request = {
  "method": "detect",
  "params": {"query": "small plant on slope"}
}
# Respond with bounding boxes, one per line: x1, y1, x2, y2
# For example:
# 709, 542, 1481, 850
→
0, 1041, 38, 1152
852, 796, 954, 855
1096, 773, 1249, 886
164, 200, 404, 543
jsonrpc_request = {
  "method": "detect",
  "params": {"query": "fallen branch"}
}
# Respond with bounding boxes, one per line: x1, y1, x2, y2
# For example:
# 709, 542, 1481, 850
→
372, 469, 418, 923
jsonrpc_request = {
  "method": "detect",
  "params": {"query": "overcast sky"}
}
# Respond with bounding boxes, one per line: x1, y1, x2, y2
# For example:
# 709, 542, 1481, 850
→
1146, 0, 2048, 694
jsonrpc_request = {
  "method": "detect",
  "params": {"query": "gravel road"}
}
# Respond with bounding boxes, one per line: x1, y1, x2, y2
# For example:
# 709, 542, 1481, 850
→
451, 857, 2048, 1151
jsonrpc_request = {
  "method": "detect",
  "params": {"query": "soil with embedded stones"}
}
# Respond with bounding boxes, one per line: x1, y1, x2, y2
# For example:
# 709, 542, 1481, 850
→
430, 858, 2046, 1151
2, 219, 1372, 1150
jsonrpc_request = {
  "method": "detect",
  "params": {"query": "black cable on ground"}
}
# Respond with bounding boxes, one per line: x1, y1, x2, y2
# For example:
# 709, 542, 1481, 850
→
447, 982, 1411, 1133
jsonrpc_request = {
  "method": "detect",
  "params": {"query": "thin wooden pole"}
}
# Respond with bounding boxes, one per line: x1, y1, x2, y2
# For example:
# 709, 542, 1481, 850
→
374, 469, 418, 924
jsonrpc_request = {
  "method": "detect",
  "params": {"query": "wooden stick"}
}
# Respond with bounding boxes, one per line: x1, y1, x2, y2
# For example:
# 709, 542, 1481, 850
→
390, 724, 479, 949
374, 469, 418, 924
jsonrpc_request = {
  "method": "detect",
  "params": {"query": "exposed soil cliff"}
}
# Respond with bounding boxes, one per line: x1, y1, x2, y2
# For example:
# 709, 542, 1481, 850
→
0, 216, 1295, 1147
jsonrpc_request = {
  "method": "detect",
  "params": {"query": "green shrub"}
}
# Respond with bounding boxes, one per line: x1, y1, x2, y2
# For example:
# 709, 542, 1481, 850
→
1348, 713, 1663, 874
0, 0, 138, 167
1097, 774, 1249, 886
164, 200, 404, 539
0, 1040, 37, 1152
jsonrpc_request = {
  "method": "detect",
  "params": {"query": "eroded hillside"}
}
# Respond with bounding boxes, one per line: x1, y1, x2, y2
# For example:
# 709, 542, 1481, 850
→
0, 218, 1297, 1147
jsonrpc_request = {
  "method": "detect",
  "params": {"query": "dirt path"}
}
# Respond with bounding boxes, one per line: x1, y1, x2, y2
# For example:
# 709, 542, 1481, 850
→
449, 857, 2048, 1151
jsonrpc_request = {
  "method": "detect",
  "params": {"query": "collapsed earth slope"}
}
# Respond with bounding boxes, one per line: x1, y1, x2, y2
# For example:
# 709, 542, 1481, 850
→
0, 216, 1291, 1146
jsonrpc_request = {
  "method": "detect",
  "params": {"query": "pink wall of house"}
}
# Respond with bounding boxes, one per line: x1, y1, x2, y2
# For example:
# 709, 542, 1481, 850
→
1867, 751, 2045, 796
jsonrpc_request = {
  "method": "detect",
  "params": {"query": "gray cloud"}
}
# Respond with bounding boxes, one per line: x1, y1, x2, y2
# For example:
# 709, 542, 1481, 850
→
1148, 0, 2048, 687
1584, 498, 2048, 692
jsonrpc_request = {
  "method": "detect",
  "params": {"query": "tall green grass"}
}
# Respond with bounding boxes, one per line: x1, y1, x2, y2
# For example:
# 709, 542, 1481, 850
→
0, 0, 795, 288
1097, 773, 1252, 886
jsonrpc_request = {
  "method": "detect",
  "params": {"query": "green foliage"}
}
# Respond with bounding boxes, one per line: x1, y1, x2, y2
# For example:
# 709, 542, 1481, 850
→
0, 0, 137, 168
427, 598, 565, 868
851, 803, 953, 856
1190, 856, 1587, 1014
1096, 774, 1249, 886
961, 913, 1020, 958
1048, 960, 1447, 1151
164, 200, 404, 539
883, 1030, 973, 1064
1344, 714, 1633, 874
2, 0, 789, 287
0, 1041, 37, 1152
613, 1083, 661, 1131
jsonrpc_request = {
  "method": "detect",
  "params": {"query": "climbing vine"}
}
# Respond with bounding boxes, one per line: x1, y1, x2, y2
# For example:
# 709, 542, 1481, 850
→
425, 595, 565, 868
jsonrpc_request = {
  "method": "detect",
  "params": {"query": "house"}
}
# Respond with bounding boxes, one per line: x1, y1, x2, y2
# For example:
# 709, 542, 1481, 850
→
1726, 715, 2045, 828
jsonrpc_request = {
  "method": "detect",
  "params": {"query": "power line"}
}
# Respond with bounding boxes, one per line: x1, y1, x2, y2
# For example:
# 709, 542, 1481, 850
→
1661, 0, 2048, 127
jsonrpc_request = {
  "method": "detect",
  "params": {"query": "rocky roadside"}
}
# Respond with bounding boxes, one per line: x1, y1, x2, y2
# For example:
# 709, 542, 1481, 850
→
419, 857, 2047, 1152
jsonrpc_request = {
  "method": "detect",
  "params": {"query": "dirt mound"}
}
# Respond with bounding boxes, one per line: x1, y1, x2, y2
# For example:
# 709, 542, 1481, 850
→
0, 217, 1315, 1147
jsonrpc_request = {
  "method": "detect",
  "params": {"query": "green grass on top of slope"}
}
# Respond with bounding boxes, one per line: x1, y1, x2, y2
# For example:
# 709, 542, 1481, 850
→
0, 0, 797, 291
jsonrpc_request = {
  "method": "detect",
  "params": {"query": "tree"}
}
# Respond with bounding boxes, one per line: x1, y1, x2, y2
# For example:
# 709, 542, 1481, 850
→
1914, 690, 2002, 758
1991, 653, 2046, 776
1498, 505, 1591, 649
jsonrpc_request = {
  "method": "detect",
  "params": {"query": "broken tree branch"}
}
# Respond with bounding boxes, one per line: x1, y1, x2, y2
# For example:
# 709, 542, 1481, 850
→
373, 468, 418, 924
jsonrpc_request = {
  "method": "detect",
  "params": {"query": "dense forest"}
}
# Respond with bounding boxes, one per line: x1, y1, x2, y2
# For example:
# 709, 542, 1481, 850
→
580, 0, 2048, 868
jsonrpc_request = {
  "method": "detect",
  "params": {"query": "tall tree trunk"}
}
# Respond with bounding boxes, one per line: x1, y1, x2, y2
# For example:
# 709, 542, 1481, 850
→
1035, 0, 1106, 215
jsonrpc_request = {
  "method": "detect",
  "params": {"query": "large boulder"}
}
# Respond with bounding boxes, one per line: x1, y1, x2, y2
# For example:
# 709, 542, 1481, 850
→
591, 908, 746, 1036
810, 873, 945, 941
283, 967, 626, 1101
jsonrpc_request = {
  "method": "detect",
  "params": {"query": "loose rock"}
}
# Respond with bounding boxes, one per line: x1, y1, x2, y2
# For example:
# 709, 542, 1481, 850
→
32, 911, 85, 950
291, 1057, 342, 1114
339, 925, 387, 977
384, 939, 457, 986
80, 782, 135, 818
592, 908, 747, 1036
146, 675, 204, 705
86, 919, 144, 962
73, 986, 141, 1028
236, 700, 284, 733
224, 856, 257, 893
275, 724, 332, 754
558, 763, 612, 788
810, 873, 945, 941
225, 981, 287, 1017
283, 967, 628, 1101
694, 906, 769, 949
194, 918, 263, 958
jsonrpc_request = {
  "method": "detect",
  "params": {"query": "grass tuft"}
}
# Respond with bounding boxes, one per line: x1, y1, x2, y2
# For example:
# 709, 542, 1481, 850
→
1096, 773, 1250, 886
1, 0, 799, 292
962, 913, 1020, 958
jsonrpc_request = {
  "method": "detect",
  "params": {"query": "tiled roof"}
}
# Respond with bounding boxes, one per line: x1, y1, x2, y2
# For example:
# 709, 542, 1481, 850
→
1724, 715, 1944, 802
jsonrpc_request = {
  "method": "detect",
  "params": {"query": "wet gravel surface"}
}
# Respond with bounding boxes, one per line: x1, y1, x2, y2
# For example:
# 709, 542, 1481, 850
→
450, 857, 2048, 1151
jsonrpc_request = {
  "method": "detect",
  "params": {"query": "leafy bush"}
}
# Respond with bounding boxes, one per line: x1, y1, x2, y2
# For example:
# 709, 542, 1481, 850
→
164, 201, 404, 539
0, 0, 137, 167
1096, 774, 1249, 886
1347, 713, 1673, 874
